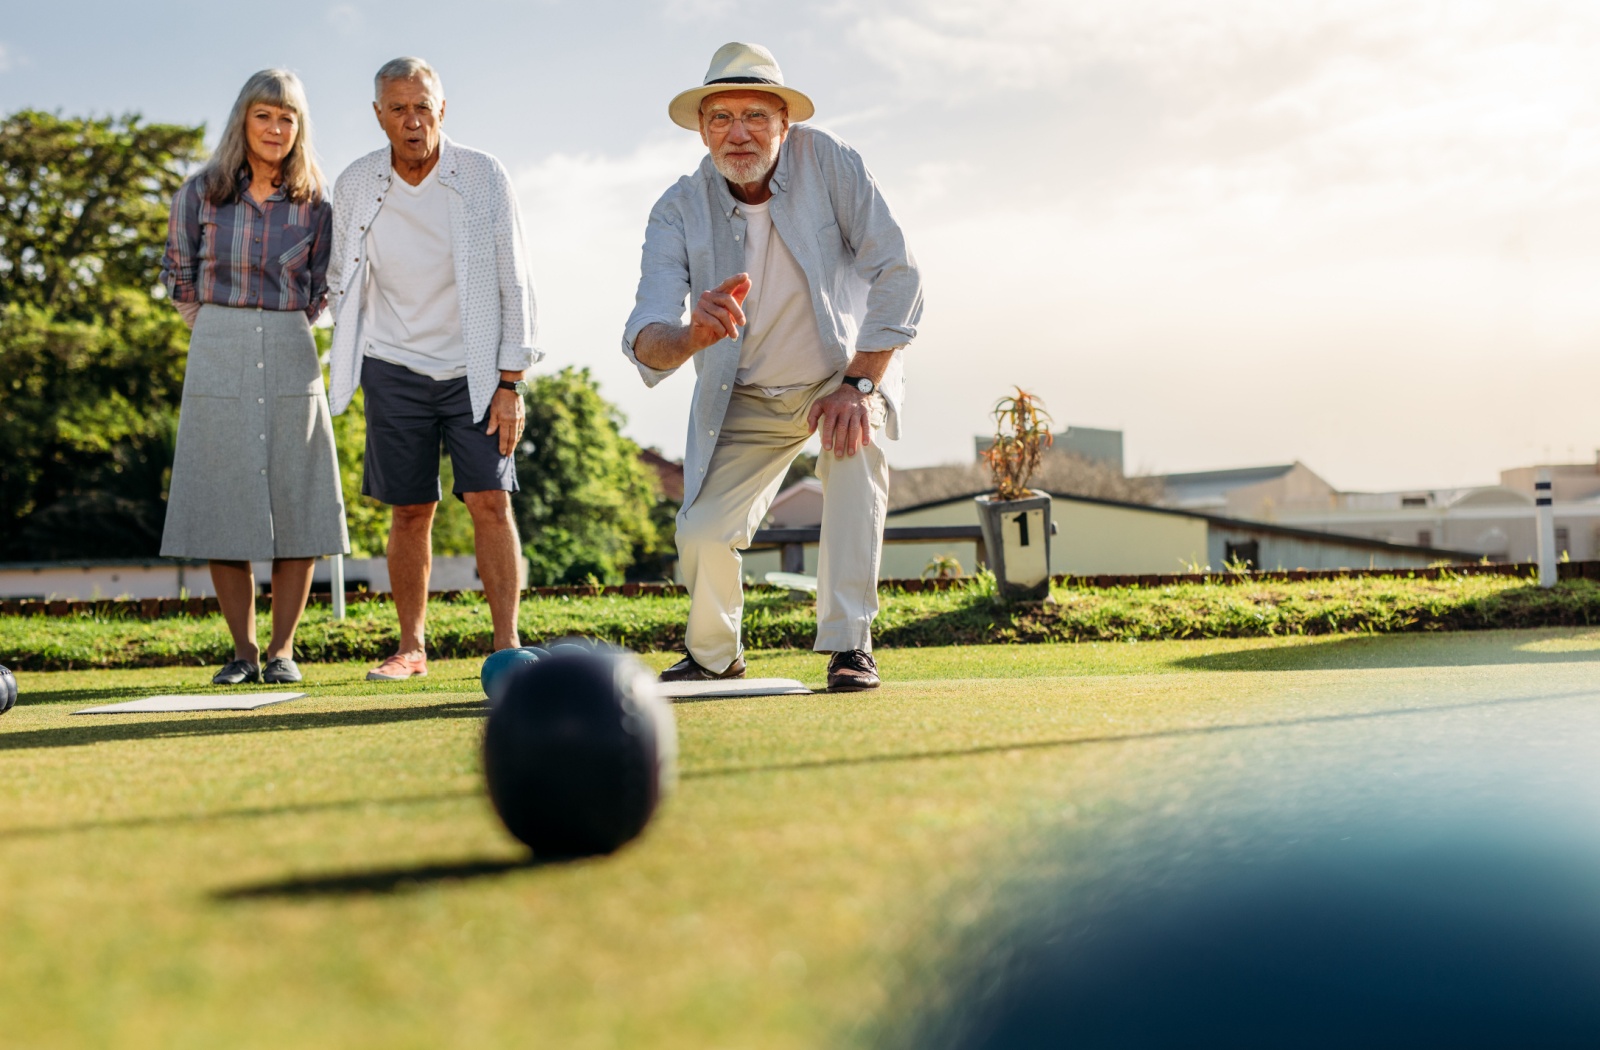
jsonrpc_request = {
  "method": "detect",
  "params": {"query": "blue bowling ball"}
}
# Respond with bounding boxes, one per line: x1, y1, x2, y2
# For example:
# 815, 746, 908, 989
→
483, 642, 676, 857
480, 647, 541, 708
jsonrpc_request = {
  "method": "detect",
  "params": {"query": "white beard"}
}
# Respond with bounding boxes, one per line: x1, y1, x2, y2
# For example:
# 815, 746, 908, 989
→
712, 139, 780, 186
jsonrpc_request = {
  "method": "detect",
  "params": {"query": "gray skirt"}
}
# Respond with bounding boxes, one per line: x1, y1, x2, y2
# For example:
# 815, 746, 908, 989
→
160, 305, 350, 561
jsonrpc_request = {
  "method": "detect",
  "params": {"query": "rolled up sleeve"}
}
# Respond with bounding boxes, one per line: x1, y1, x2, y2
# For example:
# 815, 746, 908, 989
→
833, 143, 924, 353
493, 161, 541, 372
160, 178, 202, 305
621, 195, 692, 387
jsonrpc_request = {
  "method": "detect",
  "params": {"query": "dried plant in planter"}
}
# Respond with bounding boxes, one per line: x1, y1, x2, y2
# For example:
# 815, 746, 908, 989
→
982, 387, 1054, 501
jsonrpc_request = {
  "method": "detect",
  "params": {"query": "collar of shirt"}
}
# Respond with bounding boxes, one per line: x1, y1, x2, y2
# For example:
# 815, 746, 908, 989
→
376, 136, 465, 192
236, 167, 290, 205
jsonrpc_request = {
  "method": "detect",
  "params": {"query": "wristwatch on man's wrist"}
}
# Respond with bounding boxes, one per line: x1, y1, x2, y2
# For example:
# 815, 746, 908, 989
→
498, 378, 529, 396
842, 375, 875, 395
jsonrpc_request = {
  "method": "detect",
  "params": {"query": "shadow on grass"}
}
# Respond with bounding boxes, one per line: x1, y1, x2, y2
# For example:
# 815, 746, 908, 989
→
1173, 631, 1600, 673
0, 789, 479, 842
682, 687, 1600, 780
213, 855, 548, 900
0, 700, 485, 752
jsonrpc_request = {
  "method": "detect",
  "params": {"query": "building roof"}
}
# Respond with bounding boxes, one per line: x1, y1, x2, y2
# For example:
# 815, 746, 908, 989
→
1157, 463, 1298, 486
889, 451, 1159, 512
639, 448, 685, 503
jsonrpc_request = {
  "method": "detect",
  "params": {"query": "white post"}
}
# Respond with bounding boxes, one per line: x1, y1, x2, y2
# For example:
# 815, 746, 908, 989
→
331, 553, 347, 620
1535, 470, 1557, 589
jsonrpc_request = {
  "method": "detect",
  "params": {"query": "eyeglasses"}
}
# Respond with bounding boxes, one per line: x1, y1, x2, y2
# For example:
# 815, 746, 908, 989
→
704, 109, 782, 133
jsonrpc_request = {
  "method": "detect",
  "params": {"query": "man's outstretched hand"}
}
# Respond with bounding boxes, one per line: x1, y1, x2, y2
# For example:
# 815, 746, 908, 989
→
688, 273, 752, 352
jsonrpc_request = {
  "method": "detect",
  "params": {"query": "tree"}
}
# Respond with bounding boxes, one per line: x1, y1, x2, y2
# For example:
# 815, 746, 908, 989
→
0, 110, 205, 560
514, 368, 667, 585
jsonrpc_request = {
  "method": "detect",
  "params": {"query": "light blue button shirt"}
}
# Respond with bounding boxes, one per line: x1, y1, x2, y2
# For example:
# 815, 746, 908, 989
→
622, 124, 924, 510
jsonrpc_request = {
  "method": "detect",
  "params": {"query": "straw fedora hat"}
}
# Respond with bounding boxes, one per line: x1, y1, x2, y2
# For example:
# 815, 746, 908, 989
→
668, 42, 815, 131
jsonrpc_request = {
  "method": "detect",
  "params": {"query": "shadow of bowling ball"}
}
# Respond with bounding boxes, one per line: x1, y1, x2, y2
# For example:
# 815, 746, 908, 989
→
483, 641, 676, 858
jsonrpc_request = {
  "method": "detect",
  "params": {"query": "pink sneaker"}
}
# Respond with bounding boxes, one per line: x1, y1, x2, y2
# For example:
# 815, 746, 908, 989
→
367, 653, 429, 681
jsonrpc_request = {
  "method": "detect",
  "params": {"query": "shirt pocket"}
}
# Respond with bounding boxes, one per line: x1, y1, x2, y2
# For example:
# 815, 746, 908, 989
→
276, 225, 313, 272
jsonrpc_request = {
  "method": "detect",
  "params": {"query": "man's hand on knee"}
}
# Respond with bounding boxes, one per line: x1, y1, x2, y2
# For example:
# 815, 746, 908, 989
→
807, 386, 873, 459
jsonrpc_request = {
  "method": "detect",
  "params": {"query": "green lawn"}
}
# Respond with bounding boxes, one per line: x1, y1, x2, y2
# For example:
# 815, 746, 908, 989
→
4, 630, 1600, 1048
6, 573, 1600, 670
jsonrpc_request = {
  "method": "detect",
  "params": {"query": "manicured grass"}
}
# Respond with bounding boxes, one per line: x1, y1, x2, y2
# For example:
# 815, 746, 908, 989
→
5, 573, 1600, 671
4, 629, 1600, 1048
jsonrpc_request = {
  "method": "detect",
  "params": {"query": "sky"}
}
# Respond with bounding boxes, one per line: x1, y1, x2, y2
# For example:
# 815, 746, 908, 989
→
4, 0, 1599, 492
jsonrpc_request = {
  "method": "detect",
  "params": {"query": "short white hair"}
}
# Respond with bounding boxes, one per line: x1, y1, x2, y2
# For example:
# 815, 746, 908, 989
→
374, 56, 444, 102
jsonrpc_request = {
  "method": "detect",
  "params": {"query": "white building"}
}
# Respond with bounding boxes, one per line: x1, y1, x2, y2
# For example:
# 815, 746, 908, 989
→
1160, 455, 1600, 563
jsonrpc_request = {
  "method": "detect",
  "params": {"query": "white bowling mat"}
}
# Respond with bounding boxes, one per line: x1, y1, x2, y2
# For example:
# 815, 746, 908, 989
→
658, 678, 811, 700
74, 692, 307, 715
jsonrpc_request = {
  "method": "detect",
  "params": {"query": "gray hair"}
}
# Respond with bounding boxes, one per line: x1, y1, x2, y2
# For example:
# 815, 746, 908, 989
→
374, 56, 444, 102
198, 68, 326, 205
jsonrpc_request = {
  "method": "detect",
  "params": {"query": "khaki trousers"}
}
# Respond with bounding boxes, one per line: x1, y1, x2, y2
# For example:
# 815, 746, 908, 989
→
677, 377, 890, 673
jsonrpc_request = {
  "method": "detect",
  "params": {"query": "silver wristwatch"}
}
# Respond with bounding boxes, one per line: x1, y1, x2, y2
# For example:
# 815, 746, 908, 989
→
843, 375, 875, 394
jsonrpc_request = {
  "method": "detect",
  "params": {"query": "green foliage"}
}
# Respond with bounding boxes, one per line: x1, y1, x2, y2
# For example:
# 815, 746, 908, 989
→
0, 110, 205, 559
0, 111, 204, 318
514, 367, 666, 585
0, 296, 188, 558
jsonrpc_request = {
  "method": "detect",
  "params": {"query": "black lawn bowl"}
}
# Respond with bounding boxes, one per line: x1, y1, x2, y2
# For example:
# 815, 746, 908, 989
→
483, 642, 677, 858
0, 664, 15, 715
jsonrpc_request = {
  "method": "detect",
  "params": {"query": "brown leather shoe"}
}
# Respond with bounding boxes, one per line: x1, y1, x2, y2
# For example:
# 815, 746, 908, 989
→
826, 650, 880, 691
659, 653, 747, 683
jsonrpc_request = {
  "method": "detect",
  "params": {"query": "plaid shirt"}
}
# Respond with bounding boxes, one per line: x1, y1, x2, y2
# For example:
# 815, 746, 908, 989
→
160, 172, 333, 320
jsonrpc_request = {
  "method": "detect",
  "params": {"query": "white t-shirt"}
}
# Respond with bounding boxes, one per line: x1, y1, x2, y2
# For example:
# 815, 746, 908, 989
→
735, 199, 836, 395
361, 165, 468, 380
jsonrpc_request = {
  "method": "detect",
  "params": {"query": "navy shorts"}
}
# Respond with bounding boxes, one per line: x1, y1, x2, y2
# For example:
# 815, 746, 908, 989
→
360, 356, 518, 506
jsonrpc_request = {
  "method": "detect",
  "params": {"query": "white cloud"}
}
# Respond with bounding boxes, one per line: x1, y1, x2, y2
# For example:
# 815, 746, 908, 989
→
326, 4, 363, 36
514, 136, 710, 454
820, 0, 1600, 485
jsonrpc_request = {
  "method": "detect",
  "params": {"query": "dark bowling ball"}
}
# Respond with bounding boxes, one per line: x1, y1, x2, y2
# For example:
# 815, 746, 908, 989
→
0, 664, 14, 714
483, 643, 676, 857
928, 826, 1600, 1050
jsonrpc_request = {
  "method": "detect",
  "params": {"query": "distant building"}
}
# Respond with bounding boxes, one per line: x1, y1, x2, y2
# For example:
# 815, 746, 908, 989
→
0, 555, 525, 602
976, 425, 1125, 473
639, 447, 685, 503
1156, 462, 1338, 519
739, 477, 1470, 583
1160, 453, 1600, 563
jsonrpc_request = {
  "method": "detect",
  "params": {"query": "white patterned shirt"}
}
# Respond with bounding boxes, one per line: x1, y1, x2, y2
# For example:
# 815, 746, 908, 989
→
327, 136, 541, 421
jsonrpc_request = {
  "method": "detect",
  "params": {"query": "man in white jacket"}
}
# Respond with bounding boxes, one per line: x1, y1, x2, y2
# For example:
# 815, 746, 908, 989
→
326, 56, 541, 680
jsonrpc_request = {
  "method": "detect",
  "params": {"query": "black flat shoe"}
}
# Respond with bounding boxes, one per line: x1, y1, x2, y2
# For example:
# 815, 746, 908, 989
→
261, 657, 302, 684
826, 650, 880, 692
212, 659, 261, 685
659, 653, 747, 683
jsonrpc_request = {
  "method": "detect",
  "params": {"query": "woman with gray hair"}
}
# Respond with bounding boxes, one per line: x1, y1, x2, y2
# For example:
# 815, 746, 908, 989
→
159, 68, 348, 685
